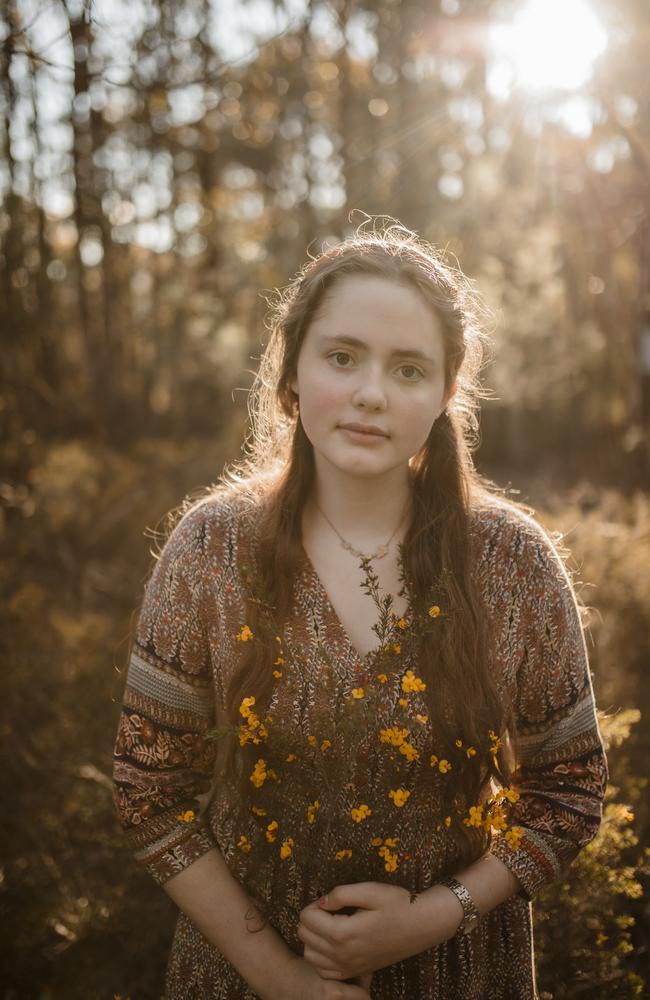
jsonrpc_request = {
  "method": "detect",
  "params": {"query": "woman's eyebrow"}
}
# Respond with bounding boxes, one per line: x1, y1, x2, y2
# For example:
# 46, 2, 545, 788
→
318, 334, 435, 363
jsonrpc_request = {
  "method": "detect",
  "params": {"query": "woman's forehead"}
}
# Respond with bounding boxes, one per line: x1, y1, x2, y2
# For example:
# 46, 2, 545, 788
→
309, 274, 444, 349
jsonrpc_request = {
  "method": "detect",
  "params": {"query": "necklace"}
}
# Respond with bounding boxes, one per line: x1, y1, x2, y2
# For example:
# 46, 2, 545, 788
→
313, 498, 407, 561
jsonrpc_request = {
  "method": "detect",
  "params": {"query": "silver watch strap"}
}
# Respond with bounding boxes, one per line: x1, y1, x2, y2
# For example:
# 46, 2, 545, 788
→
440, 876, 481, 935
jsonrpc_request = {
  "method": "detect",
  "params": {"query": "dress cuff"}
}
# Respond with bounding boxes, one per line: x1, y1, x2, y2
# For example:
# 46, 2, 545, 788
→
489, 828, 563, 903
126, 814, 217, 886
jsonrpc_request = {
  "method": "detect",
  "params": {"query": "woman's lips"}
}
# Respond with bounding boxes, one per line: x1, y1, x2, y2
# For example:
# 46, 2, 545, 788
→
339, 426, 388, 443
341, 423, 388, 437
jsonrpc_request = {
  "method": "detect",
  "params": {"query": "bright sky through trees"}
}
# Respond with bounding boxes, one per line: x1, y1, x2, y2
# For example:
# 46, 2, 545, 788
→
490, 0, 608, 94
3, 0, 616, 252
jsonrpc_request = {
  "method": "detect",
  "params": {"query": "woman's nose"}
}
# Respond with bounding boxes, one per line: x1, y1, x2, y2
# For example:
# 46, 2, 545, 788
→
352, 366, 388, 408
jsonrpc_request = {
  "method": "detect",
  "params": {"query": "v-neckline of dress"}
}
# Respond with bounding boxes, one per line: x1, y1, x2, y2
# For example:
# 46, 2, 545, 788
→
298, 540, 410, 669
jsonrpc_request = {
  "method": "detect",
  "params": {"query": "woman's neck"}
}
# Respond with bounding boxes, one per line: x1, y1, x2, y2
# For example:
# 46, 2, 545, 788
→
306, 471, 413, 547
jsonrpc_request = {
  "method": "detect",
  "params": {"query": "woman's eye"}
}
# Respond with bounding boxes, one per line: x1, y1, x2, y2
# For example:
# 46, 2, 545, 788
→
399, 364, 422, 380
330, 351, 352, 366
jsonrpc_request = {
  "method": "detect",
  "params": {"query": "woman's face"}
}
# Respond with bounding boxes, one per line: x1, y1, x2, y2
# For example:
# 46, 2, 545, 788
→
290, 274, 457, 483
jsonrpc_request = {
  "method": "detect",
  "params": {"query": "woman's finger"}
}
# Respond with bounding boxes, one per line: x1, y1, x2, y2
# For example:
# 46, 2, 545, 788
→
302, 942, 346, 979
298, 921, 338, 958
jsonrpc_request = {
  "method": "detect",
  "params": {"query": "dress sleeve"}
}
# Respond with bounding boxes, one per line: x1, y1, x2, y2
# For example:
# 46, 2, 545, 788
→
112, 503, 219, 886
487, 512, 609, 902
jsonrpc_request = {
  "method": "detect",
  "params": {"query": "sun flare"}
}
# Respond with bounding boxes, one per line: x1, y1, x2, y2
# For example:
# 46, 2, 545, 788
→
490, 0, 608, 93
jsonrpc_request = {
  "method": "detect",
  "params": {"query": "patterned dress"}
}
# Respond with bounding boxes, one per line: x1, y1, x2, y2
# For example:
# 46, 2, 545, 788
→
112, 490, 608, 999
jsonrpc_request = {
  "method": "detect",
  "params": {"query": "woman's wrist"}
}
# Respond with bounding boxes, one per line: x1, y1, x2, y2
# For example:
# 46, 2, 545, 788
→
408, 882, 466, 951
414, 853, 523, 951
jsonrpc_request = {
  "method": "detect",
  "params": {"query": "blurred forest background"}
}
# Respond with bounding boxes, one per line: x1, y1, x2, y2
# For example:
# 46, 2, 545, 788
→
1, 0, 649, 996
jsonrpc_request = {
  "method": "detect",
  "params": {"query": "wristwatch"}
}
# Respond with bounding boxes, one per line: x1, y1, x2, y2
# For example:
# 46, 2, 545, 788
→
439, 876, 481, 936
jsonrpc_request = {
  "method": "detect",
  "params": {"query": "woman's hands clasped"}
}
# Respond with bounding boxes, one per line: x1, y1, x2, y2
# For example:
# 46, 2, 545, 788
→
296, 881, 427, 986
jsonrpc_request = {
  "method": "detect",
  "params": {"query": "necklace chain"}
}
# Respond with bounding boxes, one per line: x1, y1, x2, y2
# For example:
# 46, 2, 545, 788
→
313, 498, 406, 561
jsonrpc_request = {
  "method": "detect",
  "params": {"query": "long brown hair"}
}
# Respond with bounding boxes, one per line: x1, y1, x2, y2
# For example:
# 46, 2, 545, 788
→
185, 217, 519, 870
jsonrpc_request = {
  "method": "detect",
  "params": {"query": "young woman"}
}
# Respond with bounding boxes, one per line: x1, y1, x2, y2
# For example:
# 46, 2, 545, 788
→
112, 219, 608, 999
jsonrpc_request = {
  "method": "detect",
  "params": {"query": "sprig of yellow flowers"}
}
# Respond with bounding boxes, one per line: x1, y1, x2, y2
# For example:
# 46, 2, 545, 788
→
221, 582, 525, 883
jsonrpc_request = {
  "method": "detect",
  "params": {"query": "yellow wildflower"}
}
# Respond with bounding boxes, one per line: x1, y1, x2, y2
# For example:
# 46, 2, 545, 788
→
380, 725, 409, 747
351, 687, 365, 699
236, 625, 253, 642
280, 838, 295, 860
388, 788, 411, 807
286, 753, 297, 762
463, 805, 484, 828
495, 786, 520, 805
430, 754, 439, 767
489, 730, 503, 753
595, 932, 608, 946
416, 714, 428, 724
251, 805, 267, 816
320, 739, 332, 751
239, 696, 256, 717
272, 670, 283, 679
397, 617, 408, 629
455, 739, 463, 748
250, 758, 268, 788
445, 815, 452, 828
335, 849, 352, 860
377, 673, 388, 683
399, 698, 408, 707
393, 644, 401, 654
401, 670, 426, 693
265, 820, 278, 843
505, 826, 524, 850
307, 735, 317, 746
274, 656, 284, 666
307, 800, 320, 824
378, 846, 398, 872
237, 834, 252, 852
176, 809, 195, 823
372, 836, 399, 873
399, 741, 420, 762
351, 804, 372, 823
428, 605, 441, 618
466, 746, 477, 758
438, 759, 452, 774
484, 800, 508, 828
